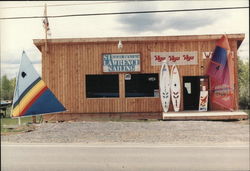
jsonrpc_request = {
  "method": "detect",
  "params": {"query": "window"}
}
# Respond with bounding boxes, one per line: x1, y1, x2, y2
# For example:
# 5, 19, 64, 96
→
86, 74, 119, 98
125, 73, 159, 97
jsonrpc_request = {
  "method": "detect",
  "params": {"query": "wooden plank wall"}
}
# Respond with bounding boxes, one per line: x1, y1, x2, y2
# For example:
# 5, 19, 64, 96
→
41, 38, 240, 120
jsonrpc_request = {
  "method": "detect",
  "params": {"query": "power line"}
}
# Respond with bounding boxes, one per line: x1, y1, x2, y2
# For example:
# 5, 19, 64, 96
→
0, 1, 124, 9
0, 6, 248, 20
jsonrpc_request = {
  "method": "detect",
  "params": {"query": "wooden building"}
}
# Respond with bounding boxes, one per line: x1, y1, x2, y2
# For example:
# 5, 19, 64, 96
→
33, 34, 245, 121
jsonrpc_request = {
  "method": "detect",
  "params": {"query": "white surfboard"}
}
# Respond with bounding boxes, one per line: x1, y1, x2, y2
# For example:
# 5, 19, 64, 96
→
160, 62, 170, 112
170, 64, 181, 112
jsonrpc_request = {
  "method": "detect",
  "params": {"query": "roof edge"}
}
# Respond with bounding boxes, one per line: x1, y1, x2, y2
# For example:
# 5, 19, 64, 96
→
33, 33, 245, 48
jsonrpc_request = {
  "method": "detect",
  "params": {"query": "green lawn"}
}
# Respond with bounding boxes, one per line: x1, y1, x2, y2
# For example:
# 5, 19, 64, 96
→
1, 107, 34, 125
1, 117, 35, 134
1, 117, 33, 125
1, 107, 40, 134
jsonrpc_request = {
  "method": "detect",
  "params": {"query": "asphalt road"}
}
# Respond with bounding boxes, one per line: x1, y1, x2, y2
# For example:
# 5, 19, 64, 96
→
1, 143, 249, 171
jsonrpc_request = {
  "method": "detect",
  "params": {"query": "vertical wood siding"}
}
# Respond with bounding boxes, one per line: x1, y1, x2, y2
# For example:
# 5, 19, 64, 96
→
40, 37, 241, 119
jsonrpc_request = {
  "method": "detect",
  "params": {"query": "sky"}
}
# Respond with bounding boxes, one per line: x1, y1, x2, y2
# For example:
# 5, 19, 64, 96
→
0, 1, 249, 79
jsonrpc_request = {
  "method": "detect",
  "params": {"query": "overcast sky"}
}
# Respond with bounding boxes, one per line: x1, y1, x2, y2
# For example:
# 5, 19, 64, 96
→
0, 1, 249, 79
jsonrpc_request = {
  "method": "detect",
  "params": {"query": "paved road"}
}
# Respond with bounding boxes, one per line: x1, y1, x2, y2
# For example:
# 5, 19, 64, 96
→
1, 143, 249, 171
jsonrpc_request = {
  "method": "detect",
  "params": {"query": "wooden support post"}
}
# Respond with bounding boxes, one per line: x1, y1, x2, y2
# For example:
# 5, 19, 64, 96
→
18, 117, 21, 125
32, 116, 36, 123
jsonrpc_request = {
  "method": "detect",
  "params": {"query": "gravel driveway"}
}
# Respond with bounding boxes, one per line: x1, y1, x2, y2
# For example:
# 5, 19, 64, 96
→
1, 120, 249, 145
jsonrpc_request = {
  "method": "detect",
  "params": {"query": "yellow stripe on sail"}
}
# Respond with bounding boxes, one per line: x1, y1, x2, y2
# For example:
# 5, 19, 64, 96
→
12, 80, 46, 117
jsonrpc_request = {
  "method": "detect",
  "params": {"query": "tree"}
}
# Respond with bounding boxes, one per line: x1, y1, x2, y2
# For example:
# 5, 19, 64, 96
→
1, 75, 11, 100
0, 77, 1, 99
238, 59, 249, 109
10, 77, 16, 99
0, 75, 15, 100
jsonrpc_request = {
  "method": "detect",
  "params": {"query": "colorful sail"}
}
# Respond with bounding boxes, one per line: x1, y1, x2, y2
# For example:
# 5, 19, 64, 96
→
11, 51, 66, 117
207, 35, 231, 83
206, 35, 234, 110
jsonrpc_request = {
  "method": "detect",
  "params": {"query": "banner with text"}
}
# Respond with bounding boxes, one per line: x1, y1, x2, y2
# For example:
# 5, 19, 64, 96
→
151, 51, 198, 66
103, 53, 140, 72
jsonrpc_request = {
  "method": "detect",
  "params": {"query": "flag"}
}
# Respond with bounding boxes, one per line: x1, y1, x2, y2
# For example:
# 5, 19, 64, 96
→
11, 51, 66, 117
207, 35, 234, 110
43, 3, 51, 36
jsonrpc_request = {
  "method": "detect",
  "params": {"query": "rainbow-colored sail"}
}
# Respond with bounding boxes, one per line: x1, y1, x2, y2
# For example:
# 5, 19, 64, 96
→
11, 51, 66, 117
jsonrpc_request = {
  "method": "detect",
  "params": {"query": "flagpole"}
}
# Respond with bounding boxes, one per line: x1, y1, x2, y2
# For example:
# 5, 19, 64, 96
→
43, 3, 48, 123
44, 3, 48, 53
45, 25, 48, 53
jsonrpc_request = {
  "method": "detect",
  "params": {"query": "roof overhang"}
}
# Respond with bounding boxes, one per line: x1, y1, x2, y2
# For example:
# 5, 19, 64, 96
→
33, 33, 245, 52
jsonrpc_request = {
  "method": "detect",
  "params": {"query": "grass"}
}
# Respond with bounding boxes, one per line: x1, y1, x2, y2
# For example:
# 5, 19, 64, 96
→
1, 117, 33, 125
1, 107, 40, 134
1, 107, 34, 125
1, 117, 37, 135
1, 124, 36, 135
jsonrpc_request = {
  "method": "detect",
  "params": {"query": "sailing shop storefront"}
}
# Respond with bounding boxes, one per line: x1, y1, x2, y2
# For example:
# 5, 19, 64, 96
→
33, 34, 245, 121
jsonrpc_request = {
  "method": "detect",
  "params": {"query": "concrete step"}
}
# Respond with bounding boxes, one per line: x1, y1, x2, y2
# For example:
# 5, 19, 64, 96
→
163, 111, 249, 121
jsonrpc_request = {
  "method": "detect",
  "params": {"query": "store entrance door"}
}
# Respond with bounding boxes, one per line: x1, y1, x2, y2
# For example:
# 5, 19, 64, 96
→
183, 76, 209, 110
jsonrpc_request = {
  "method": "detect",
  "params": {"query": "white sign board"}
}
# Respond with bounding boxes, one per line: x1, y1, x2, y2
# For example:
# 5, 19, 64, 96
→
199, 91, 208, 111
103, 53, 140, 72
151, 51, 198, 66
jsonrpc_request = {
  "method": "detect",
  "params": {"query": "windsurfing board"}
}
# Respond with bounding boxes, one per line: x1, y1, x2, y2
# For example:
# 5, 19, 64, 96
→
160, 63, 170, 112
170, 64, 181, 112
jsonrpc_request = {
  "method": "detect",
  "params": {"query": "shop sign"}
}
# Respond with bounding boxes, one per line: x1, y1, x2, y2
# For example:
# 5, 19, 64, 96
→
103, 53, 140, 72
151, 52, 197, 66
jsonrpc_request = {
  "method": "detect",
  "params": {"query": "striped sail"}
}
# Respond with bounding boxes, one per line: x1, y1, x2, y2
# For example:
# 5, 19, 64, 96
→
11, 51, 66, 117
